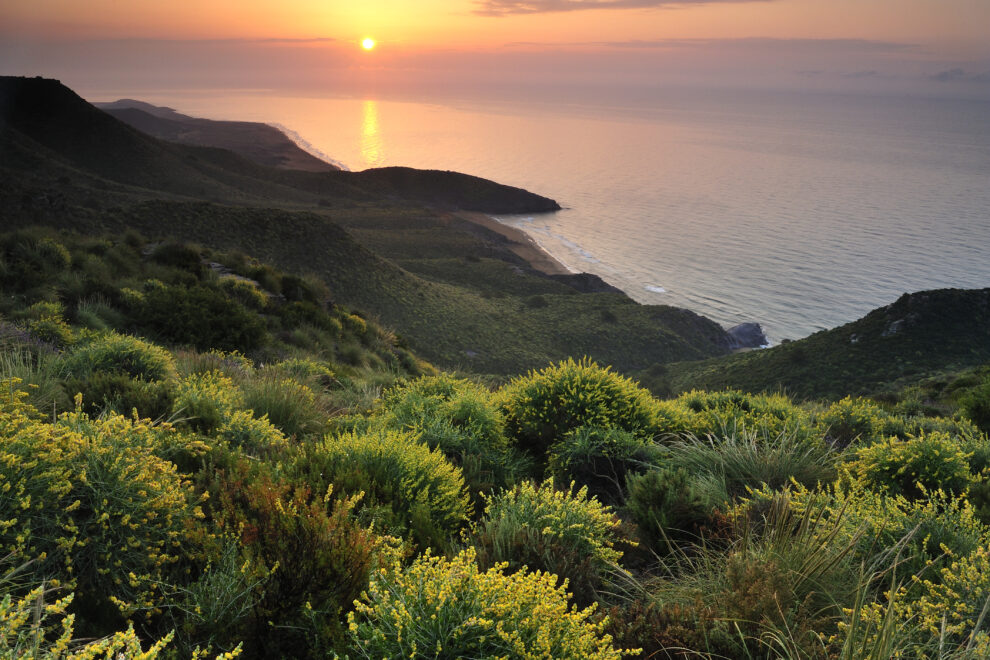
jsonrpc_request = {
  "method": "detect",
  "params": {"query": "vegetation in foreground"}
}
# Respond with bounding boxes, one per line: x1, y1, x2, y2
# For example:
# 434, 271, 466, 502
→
2, 230, 990, 658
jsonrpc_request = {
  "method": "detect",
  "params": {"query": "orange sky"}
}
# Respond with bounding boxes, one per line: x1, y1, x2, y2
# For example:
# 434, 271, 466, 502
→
2, 0, 988, 97
3, 0, 988, 53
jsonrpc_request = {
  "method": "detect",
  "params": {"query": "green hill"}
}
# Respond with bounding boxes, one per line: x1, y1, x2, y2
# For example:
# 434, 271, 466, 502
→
651, 288, 990, 400
0, 76, 733, 374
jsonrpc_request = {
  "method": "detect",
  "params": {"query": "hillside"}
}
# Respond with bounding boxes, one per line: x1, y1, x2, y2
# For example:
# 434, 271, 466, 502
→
96, 100, 340, 172
0, 76, 733, 374
650, 288, 990, 400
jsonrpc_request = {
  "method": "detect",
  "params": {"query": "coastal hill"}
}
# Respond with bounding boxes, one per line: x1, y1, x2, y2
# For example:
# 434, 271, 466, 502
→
95, 99, 341, 172
652, 287, 990, 400
0, 76, 735, 373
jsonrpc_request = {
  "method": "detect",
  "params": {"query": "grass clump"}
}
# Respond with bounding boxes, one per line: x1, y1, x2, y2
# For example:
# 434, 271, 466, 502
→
344, 547, 633, 659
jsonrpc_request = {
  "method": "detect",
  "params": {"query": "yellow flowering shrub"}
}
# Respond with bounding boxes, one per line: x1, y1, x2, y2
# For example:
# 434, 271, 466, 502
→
344, 547, 634, 659
0, 399, 202, 622
0, 580, 241, 659
844, 431, 975, 499
311, 430, 470, 550
500, 358, 662, 457
814, 396, 904, 447
473, 478, 625, 605
172, 370, 244, 432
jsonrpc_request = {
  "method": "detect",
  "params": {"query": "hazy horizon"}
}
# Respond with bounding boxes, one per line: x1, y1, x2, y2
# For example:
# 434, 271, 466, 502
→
2, 1, 990, 102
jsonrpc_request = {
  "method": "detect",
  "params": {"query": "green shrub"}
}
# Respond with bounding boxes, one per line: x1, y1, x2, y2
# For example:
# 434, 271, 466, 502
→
175, 349, 254, 380
624, 467, 716, 552
844, 432, 975, 499
63, 331, 176, 381
275, 357, 337, 389
374, 374, 523, 501
217, 410, 288, 456
547, 426, 662, 506
472, 478, 624, 605
0, 402, 202, 628
149, 242, 204, 273
815, 396, 905, 447
218, 277, 268, 310
500, 358, 661, 458
306, 430, 470, 550
960, 377, 990, 434
64, 371, 174, 420
344, 547, 630, 660
136, 284, 267, 352
172, 371, 243, 433
379, 374, 507, 450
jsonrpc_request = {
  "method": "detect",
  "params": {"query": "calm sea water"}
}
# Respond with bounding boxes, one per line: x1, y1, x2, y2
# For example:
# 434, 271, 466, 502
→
89, 87, 990, 343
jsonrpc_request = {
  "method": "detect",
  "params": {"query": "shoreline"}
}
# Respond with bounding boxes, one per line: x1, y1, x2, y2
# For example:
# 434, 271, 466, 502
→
453, 211, 574, 277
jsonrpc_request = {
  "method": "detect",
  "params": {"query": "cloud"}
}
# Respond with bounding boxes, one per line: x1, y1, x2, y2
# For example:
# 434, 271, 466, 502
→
475, 0, 769, 17
505, 37, 918, 54
930, 68, 990, 83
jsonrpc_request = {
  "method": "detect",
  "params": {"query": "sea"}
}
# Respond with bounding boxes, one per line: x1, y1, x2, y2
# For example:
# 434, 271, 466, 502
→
87, 86, 990, 344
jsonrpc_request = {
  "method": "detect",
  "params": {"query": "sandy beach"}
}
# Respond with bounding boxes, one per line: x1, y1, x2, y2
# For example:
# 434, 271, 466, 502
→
453, 211, 572, 276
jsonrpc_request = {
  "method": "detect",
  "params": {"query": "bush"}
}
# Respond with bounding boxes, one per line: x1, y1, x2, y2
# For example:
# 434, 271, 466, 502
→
305, 430, 470, 550
844, 432, 975, 500
547, 426, 662, 506
815, 396, 904, 447
344, 547, 630, 659
0, 403, 202, 629
213, 464, 375, 656
136, 284, 267, 352
172, 371, 244, 433
64, 370, 174, 420
217, 410, 288, 456
500, 358, 661, 459
624, 467, 716, 552
63, 331, 176, 381
374, 374, 522, 502
960, 377, 990, 434
472, 478, 624, 605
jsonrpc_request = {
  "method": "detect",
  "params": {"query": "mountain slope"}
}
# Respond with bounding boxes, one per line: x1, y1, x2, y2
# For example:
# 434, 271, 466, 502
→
96, 100, 339, 172
656, 288, 990, 400
0, 76, 734, 375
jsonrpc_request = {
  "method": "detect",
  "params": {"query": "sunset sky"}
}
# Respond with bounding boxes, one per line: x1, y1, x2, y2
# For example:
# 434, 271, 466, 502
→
2, 0, 988, 98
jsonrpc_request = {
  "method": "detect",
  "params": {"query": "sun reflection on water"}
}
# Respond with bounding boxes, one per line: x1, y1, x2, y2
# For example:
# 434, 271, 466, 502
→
361, 99, 382, 167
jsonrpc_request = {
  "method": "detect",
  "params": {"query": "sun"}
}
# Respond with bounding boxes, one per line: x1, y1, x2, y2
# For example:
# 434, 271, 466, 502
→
361, 38, 376, 51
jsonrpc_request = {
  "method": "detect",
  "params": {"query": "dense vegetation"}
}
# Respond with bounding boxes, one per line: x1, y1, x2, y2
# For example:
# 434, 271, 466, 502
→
2, 231, 990, 658
5, 76, 990, 659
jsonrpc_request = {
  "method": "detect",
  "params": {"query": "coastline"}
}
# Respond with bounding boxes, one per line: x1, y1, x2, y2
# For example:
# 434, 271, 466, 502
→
453, 211, 573, 276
